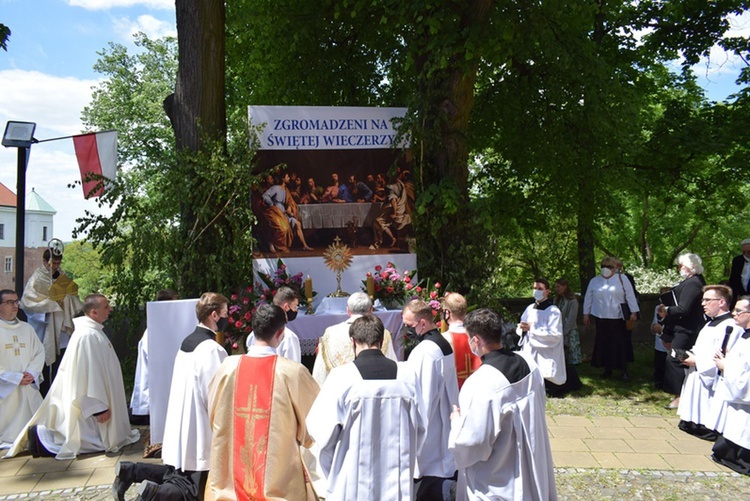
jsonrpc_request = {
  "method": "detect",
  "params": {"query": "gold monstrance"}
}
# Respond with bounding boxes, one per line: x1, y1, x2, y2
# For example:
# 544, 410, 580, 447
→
323, 236, 353, 297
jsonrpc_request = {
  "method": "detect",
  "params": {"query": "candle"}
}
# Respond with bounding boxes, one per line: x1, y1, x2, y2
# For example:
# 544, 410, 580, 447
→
305, 276, 313, 298
366, 274, 375, 298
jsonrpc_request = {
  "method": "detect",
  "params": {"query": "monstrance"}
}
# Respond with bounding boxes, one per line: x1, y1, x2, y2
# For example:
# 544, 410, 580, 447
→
323, 236, 353, 297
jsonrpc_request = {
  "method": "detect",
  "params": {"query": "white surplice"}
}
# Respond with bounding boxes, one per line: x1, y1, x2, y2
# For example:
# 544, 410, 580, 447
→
517, 300, 567, 385
449, 351, 557, 501
716, 332, 750, 449
247, 326, 301, 362
5, 315, 140, 459
311, 315, 398, 386
678, 313, 742, 431
406, 331, 459, 479
307, 361, 425, 500
130, 328, 149, 416
0, 320, 45, 447
162, 326, 227, 472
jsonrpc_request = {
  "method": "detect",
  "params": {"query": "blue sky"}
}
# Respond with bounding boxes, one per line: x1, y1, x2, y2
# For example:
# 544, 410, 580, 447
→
0, 1, 747, 241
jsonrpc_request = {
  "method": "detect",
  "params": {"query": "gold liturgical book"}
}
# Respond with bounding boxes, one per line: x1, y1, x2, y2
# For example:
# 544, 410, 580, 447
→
48, 274, 79, 302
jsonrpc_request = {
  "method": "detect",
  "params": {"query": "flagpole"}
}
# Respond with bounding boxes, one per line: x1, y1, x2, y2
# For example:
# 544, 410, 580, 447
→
34, 129, 117, 144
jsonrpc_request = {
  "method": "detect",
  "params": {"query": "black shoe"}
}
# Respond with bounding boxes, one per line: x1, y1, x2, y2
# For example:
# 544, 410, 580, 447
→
136, 480, 159, 501
27, 426, 41, 458
26, 426, 53, 458
112, 461, 136, 501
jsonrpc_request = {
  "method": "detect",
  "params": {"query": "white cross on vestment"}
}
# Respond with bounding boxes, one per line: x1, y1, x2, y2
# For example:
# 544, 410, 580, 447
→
4, 335, 26, 356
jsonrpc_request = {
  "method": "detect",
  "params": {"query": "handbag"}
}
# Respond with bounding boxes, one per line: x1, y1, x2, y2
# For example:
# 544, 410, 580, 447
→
617, 273, 636, 330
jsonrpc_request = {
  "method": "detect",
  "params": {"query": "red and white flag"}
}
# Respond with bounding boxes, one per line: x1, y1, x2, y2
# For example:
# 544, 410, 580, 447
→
72, 130, 118, 199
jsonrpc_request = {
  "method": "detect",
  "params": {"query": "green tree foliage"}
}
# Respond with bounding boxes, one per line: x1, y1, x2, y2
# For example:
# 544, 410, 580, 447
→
0, 23, 10, 51
60, 241, 111, 298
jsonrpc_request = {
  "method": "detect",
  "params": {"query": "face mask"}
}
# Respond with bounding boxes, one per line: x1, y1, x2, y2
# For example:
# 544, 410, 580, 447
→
532, 289, 545, 301
601, 267, 614, 278
216, 316, 229, 333
286, 308, 298, 322
401, 323, 419, 342
469, 337, 481, 357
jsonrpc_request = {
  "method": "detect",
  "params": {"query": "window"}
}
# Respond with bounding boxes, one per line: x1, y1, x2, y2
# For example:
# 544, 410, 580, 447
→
4, 257, 11, 274
42, 226, 48, 242
0, 223, 4, 240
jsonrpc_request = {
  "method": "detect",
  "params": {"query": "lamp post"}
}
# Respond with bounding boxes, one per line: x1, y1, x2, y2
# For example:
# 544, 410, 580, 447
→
2, 121, 37, 296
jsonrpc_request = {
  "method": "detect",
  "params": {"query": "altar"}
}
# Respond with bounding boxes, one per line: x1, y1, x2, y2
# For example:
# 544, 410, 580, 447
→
288, 306, 405, 360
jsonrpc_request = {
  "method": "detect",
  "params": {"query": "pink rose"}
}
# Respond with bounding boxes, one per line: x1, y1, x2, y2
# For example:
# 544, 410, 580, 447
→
366, 272, 372, 277
243, 297, 250, 304
387, 286, 394, 293
406, 284, 413, 290
234, 321, 242, 328
430, 291, 438, 300
230, 294, 238, 300
416, 286, 422, 293
244, 312, 251, 320
375, 265, 382, 271
434, 282, 441, 289
232, 342, 239, 350
246, 286, 253, 293
404, 276, 411, 283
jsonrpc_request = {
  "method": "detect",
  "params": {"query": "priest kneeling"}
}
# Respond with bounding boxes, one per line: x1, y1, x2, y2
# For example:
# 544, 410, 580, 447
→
0, 290, 45, 449
307, 314, 426, 500
5, 294, 140, 460
449, 308, 557, 500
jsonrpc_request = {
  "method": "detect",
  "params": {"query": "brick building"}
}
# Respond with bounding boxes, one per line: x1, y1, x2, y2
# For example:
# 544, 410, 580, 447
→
0, 182, 56, 292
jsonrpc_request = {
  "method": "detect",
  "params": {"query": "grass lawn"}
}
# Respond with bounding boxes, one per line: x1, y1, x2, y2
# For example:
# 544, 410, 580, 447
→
546, 341, 677, 418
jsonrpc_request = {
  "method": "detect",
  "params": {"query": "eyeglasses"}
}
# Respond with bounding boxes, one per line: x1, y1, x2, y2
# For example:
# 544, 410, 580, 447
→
601, 265, 614, 270
733, 310, 750, 316
1, 299, 20, 306
701, 298, 721, 303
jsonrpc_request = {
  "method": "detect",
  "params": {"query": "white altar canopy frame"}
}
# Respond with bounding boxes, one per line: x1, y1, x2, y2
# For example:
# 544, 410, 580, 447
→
147, 298, 199, 445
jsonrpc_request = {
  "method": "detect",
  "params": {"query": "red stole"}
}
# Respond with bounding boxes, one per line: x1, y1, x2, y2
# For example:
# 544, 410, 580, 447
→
233, 355, 277, 500
451, 332, 481, 390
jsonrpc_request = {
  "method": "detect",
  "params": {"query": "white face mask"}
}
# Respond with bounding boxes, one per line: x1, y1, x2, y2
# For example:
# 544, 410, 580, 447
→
469, 336, 481, 357
601, 267, 614, 278
532, 289, 545, 301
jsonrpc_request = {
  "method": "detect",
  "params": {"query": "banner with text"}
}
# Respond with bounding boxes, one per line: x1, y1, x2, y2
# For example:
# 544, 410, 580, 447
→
249, 105, 417, 307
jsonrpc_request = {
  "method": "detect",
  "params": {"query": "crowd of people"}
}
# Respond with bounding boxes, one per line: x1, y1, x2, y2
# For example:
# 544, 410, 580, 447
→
2, 237, 750, 498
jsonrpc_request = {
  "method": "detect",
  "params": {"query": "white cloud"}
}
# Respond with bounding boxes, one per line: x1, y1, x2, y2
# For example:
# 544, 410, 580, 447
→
0, 70, 112, 241
0, 69, 99, 137
68, 0, 174, 10
113, 14, 177, 40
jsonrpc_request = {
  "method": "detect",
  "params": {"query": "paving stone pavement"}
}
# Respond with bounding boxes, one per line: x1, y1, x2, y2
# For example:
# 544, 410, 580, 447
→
1, 416, 748, 500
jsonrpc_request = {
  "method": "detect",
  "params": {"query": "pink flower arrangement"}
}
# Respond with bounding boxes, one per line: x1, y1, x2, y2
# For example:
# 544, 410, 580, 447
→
225, 285, 256, 350
361, 262, 417, 307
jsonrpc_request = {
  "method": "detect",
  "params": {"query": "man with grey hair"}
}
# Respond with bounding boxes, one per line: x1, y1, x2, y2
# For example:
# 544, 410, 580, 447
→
729, 238, 750, 306
312, 291, 397, 385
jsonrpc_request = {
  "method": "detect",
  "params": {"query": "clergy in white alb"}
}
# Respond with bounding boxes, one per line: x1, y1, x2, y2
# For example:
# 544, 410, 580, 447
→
6, 294, 139, 459
0, 290, 45, 448
403, 299, 459, 500
711, 297, 750, 474
449, 308, 557, 501
312, 292, 397, 386
517, 279, 566, 386
307, 314, 425, 500
19, 250, 83, 369
206, 304, 319, 501
678, 285, 741, 440
246, 286, 302, 362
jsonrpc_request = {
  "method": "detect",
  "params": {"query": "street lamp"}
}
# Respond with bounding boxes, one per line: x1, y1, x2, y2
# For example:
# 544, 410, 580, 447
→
2, 120, 37, 296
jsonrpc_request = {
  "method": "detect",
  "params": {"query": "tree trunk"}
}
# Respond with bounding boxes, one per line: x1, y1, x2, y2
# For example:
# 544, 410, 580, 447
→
163, 0, 227, 297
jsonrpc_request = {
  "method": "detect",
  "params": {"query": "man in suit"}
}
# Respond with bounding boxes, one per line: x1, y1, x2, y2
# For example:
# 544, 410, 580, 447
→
729, 238, 750, 306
